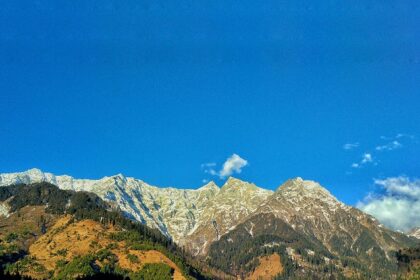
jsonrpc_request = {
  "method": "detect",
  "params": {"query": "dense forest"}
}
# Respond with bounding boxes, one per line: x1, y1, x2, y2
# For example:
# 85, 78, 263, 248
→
396, 245, 420, 280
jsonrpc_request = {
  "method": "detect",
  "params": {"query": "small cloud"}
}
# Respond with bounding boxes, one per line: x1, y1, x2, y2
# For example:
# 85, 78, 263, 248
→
350, 153, 375, 169
203, 168, 217, 175
201, 162, 217, 176
219, 154, 248, 178
208, 169, 217, 176
396, 133, 415, 139
201, 154, 249, 179
361, 153, 373, 163
202, 179, 209, 184
357, 176, 420, 232
343, 142, 359, 150
376, 140, 402, 151
201, 162, 216, 168
347, 133, 416, 172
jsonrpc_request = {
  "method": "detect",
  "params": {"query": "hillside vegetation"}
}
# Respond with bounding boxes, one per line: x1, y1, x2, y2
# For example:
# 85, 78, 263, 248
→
0, 182, 208, 280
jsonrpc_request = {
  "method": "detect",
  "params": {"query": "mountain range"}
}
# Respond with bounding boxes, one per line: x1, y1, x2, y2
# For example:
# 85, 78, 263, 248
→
0, 168, 272, 254
0, 168, 419, 279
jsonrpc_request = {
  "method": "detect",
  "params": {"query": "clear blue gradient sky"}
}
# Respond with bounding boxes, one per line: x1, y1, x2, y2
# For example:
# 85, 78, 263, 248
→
1, 1, 419, 205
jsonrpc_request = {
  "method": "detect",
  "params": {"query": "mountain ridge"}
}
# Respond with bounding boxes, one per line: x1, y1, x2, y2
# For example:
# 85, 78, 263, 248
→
0, 169, 412, 239
1, 168, 419, 279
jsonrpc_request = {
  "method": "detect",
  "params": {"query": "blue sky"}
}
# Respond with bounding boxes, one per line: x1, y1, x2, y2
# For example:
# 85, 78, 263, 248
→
1, 1, 419, 207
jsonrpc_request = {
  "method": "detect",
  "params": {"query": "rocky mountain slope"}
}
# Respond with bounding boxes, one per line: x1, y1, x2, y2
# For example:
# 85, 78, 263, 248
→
257, 178, 415, 257
182, 177, 272, 255
408, 227, 420, 240
207, 178, 418, 279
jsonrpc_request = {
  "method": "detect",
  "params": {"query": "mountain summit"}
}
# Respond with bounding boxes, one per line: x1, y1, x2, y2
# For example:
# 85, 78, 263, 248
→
275, 177, 342, 208
277, 177, 335, 197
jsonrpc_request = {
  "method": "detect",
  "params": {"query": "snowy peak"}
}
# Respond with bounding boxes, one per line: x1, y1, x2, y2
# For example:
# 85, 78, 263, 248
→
220, 177, 258, 192
276, 177, 322, 192
25, 168, 44, 176
276, 177, 338, 201
408, 227, 420, 239
106, 173, 128, 186
0, 168, 101, 191
0, 168, 52, 186
198, 181, 219, 192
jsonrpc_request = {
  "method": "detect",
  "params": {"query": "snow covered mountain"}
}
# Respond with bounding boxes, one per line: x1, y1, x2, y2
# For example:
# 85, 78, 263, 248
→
1, 168, 419, 279
0, 168, 220, 242
0, 169, 274, 251
0, 168, 417, 262
0, 169, 273, 251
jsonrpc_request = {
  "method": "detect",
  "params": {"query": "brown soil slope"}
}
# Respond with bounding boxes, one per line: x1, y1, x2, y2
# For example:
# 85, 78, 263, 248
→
29, 215, 186, 279
247, 253, 283, 280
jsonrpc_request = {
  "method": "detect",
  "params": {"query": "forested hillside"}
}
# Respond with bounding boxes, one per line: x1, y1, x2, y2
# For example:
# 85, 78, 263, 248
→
396, 245, 420, 280
0, 182, 208, 280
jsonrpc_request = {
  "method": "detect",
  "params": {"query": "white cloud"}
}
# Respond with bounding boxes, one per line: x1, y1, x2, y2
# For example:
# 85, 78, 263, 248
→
376, 140, 402, 151
352, 153, 374, 168
219, 154, 248, 178
343, 142, 359, 150
357, 176, 420, 232
201, 162, 217, 176
203, 168, 217, 175
208, 169, 217, 176
396, 133, 415, 139
381, 133, 414, 140
201, 162, 216, 168
361, 153, 373, 163
374, 177, 420, 198
347, 133, 416, 171
201, 154, 249, 179
377, 133, 416, 151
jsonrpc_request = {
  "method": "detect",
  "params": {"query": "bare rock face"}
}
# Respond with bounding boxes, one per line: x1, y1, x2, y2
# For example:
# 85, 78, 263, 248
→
408, 227, 420, 239
181, 177, 272, 255
252, 178, 415, 257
